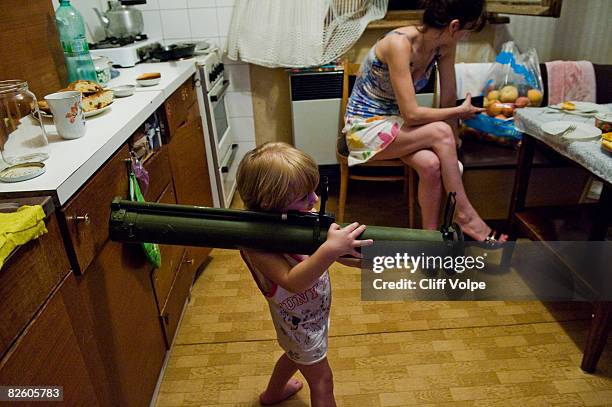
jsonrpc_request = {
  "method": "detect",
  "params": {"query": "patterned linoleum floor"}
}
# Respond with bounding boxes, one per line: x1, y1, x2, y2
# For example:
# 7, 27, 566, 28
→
154, 181, 612, 406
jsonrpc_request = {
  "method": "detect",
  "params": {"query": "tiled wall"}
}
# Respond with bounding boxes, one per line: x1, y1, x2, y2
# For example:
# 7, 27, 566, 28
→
135, 0, 255, 143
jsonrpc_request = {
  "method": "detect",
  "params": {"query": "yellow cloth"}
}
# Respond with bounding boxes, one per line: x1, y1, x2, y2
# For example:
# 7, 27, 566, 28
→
0, 205, 48, 270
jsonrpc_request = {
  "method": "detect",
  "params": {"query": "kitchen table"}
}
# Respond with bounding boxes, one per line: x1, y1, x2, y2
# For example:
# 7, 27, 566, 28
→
504, 105, 612, 373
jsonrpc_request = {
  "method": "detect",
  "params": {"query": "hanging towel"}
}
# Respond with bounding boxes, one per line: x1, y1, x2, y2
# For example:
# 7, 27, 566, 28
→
0, 205, 47, 270
545, 60, 597, 105
454, 63, 493, 99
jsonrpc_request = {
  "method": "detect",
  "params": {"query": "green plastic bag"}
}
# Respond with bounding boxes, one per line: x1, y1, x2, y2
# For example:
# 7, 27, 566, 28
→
129, 171, 161, 268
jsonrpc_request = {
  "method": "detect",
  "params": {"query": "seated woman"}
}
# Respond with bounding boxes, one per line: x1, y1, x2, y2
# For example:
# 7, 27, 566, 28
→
344, 0, 506, 244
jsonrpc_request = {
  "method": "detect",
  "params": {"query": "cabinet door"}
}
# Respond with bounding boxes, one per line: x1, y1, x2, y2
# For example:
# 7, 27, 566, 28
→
159, 249, 198, 348
152, 182, 185, 314
167, 103, 214, 268
77, 239, 166, 407
0, 274, 100, 407
486, 0, 562, 17
163, 75, 198, 138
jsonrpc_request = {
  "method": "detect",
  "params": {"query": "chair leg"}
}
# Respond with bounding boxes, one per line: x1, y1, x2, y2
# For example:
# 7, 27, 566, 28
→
338, 162, 349, 223
406, 166, 418, 229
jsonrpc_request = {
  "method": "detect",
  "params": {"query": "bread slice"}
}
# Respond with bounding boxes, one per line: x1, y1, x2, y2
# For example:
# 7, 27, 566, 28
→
67, 80, 104, 95
82, 90, 114, 112
137, 72, 161, 80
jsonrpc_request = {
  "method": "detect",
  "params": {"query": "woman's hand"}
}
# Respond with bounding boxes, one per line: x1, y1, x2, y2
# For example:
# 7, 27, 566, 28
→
457, 94, 485, 120
323, 222, 374, 259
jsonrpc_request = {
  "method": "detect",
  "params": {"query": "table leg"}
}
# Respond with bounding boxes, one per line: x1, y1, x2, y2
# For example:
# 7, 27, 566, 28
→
581, 302, 612, 373
502, 135, 536, 265
588, 182, 611, 241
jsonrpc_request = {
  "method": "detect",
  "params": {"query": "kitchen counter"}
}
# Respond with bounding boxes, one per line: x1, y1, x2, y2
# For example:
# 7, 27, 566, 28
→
0, 60, 198, 206
108, 58, 198, 99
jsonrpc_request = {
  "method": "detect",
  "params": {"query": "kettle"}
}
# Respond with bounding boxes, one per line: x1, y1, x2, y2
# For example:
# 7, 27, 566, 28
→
94, 1, 144, 38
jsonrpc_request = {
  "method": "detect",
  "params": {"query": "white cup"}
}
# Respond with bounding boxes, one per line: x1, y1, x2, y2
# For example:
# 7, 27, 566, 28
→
44, 91, 86, 140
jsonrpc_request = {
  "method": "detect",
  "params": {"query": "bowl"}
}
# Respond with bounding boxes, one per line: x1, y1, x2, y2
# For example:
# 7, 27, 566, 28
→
137, 77, 161, 87
595, 112, 612, 134
111, 85, 135, 98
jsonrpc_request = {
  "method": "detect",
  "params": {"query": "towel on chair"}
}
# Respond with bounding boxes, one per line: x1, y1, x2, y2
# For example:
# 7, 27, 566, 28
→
454, 63, 493, 99
545, 61, 597, 105
0, 205, 48, 270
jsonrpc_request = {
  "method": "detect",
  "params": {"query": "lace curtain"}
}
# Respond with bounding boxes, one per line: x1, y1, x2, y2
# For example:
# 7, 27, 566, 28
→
226, 0, 388, 68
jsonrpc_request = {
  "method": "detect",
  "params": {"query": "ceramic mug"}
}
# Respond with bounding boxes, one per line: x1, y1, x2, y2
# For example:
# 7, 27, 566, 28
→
44, 91, 86, 140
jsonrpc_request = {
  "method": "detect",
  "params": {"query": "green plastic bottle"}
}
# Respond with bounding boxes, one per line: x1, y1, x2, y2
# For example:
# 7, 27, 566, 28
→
55, 0, 98, 83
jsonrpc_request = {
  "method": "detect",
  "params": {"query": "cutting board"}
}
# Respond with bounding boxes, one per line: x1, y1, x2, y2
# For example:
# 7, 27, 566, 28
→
0, 0, 67, 99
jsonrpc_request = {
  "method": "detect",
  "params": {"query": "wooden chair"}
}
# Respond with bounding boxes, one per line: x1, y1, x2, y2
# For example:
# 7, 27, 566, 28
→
336, 60, 438, 226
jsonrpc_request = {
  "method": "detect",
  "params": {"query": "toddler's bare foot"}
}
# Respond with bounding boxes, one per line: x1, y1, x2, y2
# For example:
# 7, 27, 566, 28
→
259, 378, 303, 405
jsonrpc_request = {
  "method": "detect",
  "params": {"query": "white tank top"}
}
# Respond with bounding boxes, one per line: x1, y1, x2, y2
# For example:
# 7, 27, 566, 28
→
240, 251, 332, 364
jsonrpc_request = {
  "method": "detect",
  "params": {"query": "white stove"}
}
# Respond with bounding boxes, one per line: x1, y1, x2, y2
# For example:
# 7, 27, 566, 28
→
90, 37, 160, 67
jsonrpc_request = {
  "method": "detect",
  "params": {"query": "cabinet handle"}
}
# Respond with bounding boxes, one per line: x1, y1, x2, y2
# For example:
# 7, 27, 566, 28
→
163, 312, 170, 324
193, 77, 201, 87
70, 213, 91, 225
184, 258, 194, 264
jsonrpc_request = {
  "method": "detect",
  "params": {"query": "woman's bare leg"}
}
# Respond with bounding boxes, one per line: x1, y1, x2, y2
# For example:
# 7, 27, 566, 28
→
401, 150, 443, 229
373, 121, 507, 242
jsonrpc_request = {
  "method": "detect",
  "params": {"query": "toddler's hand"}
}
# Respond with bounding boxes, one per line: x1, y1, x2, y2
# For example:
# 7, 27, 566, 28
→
324, 222, 374, 259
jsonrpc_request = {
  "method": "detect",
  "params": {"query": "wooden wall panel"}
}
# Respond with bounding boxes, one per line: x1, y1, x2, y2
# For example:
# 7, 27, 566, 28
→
0, 0, 67, 98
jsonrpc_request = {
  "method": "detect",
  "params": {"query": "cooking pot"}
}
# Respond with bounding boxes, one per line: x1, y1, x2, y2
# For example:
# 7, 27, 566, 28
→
94, 1, 143, 38
150, 43, 196, 61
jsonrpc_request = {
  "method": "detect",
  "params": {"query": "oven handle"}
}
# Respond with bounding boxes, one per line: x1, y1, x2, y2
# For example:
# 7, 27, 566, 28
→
210, 80, 230, 102
221, 144, 239, 173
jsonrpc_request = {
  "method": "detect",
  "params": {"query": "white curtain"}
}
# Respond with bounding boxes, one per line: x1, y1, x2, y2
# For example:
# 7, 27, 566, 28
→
226, 0, 388, 68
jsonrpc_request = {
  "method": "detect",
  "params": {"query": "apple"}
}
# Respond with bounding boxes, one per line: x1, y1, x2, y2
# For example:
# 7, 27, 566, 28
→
500, 86, 519, 103
527, 89, 543, 106
515, 97, 530, 108
486, 101, 503, 117
502, 105, 515, 117
487, 90, 500, 101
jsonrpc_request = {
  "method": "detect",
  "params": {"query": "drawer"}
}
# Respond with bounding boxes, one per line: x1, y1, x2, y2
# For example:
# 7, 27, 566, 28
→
163, 75, 197, 138
142, 146, 172, 203
159, 249, 197, 349
61, 144, 130, 274
151, 183, 185, 312
0, 214, 70, 359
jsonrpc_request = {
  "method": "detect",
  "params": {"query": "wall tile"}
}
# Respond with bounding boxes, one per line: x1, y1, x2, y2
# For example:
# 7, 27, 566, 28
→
189, 8, 219, 38
161, 9, 191, 39
226, 92, 254, 118
142, 11, 164, 41
216, 7, 234, 37
216, 0, 235, 7
230, 117, 256, 142
226, 64, 251, 92
159, 0, 187, 9
187, 0, 216, 7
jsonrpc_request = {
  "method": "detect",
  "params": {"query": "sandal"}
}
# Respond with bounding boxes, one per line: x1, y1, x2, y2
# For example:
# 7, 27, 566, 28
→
464, 229, 506, 249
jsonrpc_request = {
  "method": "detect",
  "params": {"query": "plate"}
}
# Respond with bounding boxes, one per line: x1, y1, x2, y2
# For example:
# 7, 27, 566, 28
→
549, 101, 610, 115
84, 102, 113, 117
541, 121, 602, 141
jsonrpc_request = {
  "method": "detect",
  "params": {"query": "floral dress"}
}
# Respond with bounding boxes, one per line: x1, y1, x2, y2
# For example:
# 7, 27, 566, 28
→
344, 31, 440, 166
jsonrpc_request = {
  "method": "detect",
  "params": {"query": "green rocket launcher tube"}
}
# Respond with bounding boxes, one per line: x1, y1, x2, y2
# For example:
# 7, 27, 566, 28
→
109, 198, 458, 255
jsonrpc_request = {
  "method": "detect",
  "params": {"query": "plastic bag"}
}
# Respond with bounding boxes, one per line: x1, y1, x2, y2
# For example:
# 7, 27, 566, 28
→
129, 171, 161, 268
464, 41, 543, 140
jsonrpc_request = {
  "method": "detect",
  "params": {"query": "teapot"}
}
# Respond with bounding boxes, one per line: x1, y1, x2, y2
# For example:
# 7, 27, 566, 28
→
94, 1, 144, 39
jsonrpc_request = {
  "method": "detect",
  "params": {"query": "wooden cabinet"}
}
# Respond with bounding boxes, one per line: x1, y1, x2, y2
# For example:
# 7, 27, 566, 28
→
0, 273, 99, 407
60, 145, 131, 275
159, 249, 198, 348
163, 76, 198, 138
0, 210, 69, 360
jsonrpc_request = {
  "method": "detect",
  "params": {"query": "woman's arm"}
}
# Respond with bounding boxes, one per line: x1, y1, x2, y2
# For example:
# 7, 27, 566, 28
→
383, 36, 480, 126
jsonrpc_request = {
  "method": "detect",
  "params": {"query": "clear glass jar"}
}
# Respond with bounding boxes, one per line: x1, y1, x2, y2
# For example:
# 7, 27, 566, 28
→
0, 80, 49, 166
